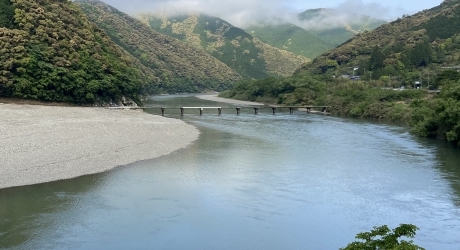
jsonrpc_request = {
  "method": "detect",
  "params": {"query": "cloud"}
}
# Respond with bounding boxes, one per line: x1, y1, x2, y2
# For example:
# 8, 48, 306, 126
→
102, 0, 406, 29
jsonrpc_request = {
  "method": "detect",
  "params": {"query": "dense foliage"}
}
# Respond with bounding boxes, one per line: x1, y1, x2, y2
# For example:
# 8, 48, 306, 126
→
141, 14, 310, 79
340, 224, 424, 250
0, 0, 16, 29
76, 0, 241, 93
220, 71, 460, 147
0, 0, 159, 104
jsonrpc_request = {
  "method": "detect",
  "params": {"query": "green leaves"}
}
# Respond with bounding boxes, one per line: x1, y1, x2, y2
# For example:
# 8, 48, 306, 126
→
340, 224, 424, 250
0, 0, 17, 29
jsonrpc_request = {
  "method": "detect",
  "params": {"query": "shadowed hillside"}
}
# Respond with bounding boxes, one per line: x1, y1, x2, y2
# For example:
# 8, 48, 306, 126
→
76, 0, 241, 93
139, 14, 310, 79
299, 8, 387, 47
245, 22, 333, 59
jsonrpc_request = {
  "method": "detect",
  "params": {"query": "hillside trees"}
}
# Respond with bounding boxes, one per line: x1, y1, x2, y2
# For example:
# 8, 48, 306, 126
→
0, 0, 158, 104
411, 78, 460, 146
0, 0, 16, 29
76, 1, 241, 92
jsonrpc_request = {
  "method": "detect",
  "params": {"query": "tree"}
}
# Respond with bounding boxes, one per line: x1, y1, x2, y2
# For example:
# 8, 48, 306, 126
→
369, 46, 385, 71
0, 0, 17, 29
340, 224, 425, 250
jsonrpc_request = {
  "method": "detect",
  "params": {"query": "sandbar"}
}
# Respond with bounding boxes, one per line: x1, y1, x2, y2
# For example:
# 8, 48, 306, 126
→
0, 104, 199, 189
196, 94, 265, 106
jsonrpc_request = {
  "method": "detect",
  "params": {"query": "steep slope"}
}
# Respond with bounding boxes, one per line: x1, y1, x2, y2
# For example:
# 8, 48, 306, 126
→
76, 0, 241, 93
139, 14, 310, 79
245, 22, 333, 59
0, 0, 158, 104
296, 0, 460, 82
298, 8, 386, 47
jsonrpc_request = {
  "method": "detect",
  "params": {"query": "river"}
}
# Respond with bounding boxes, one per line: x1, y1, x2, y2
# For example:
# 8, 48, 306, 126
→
1, 94, 460, 249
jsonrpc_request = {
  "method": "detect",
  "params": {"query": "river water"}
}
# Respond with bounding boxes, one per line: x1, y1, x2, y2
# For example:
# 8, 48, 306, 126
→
1, 94, 460, 249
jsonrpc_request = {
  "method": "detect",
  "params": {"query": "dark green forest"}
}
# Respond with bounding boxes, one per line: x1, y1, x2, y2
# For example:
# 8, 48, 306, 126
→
0, 0, 16, 29
0, 0, 159, 104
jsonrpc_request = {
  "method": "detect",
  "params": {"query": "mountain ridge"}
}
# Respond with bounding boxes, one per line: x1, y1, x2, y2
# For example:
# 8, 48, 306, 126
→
139, 13, 311, 79
76, 0, 241, 93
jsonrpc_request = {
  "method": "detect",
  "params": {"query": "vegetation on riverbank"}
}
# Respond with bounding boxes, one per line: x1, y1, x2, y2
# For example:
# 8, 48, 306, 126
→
219, 72, 460, 147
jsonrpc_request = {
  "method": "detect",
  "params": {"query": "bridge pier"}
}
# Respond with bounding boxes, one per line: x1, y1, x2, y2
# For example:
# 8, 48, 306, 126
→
322, 107, 327, 113
289, 108, 294, 114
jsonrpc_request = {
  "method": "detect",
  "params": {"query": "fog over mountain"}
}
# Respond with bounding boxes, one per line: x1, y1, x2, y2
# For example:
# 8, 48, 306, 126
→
99, 0, 442, 28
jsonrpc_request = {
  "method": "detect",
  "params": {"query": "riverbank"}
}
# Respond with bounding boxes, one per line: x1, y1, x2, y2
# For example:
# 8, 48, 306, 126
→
0, 104, 199, 189
196, 94, 265, 106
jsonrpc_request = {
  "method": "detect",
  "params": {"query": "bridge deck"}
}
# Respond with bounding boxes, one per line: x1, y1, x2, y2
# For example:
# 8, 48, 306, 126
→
106, 105, 329, 116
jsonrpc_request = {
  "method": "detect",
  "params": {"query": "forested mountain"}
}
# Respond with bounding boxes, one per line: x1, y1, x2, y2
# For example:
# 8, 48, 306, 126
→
245, 22, 334, 59
296, 0, 460, 84
0, 0, 160, 104
139, 14, 310, 79
221, 0, 460, 147
76, 0, 241, 93
298, 8, 387, 47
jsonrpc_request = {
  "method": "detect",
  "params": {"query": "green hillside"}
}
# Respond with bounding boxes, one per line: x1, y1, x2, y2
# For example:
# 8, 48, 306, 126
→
140, 14, 310, 79
299, 8, 387, 47
0, 0, 159, 104
296, 0, 460, 81
221, 0, 460, 147
76, 0, 241, 93
246, 22, 333, 59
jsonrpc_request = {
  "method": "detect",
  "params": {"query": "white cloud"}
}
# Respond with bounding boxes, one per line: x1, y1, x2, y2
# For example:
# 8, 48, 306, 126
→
100, 0, 417, 28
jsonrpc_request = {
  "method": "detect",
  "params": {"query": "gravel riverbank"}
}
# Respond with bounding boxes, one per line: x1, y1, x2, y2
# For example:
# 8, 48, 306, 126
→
0, 104, 199, 189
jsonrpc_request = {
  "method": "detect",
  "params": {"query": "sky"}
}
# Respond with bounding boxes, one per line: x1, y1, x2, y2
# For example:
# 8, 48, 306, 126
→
100, 0, 444, 28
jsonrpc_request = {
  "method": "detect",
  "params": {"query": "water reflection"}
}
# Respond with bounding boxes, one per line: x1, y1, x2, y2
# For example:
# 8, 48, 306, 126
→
0, 95, 460, 249
0, 174, 103, 248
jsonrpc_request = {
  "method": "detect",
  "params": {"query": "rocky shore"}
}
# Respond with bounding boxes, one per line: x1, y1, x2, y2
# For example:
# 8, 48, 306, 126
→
0, 104, 199, 189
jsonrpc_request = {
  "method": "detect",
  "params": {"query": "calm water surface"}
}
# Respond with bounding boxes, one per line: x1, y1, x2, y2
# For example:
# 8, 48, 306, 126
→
1, 94, 460, 249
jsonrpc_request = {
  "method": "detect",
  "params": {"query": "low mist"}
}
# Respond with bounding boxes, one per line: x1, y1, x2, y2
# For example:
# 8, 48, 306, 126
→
100, 0, 417, 29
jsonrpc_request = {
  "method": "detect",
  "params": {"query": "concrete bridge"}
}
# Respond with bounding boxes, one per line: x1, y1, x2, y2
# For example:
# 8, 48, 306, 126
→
107, 106, 329, 116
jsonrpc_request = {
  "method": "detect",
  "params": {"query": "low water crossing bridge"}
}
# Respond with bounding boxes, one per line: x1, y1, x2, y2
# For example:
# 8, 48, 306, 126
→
107, 105, 329, 116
